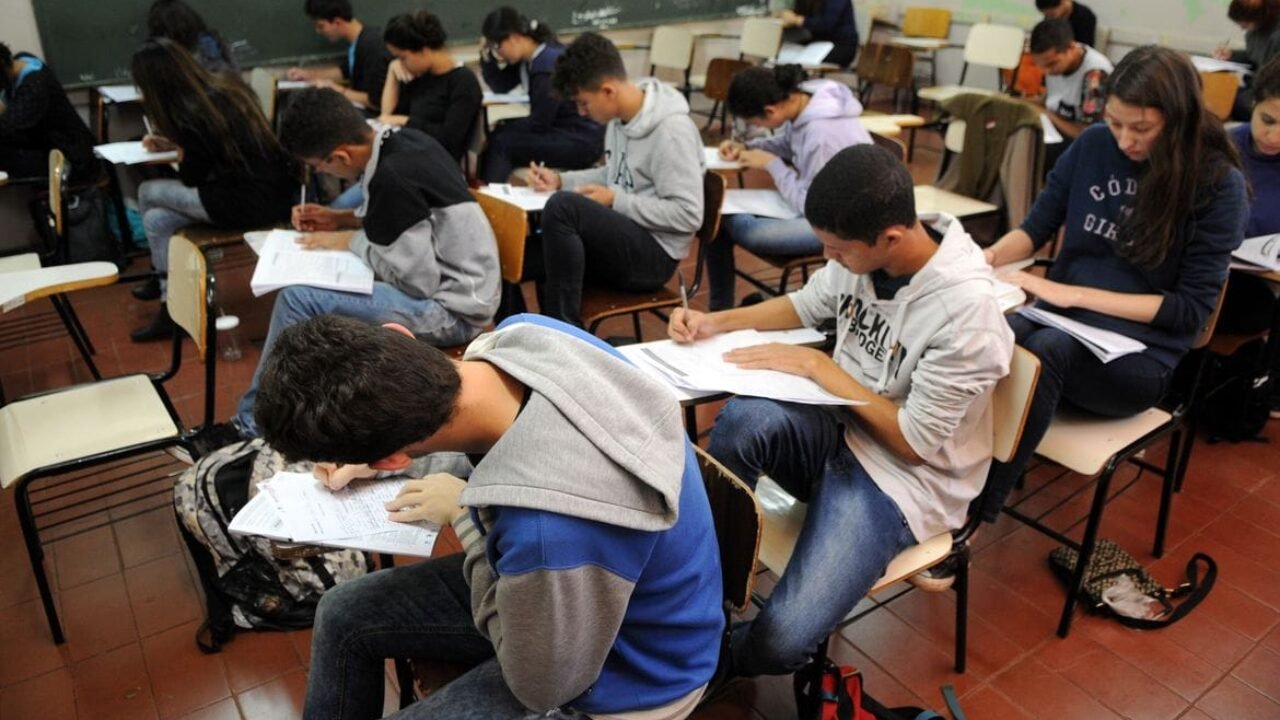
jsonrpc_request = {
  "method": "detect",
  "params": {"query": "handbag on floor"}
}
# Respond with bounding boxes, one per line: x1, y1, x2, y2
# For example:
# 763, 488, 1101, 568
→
794, 660, 964, 720
1048, 539, 1217, 629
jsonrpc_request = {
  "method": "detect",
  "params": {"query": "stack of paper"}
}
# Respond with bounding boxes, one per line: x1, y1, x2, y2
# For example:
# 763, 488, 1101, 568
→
98, 84, 142, 103
228, 472, 440, 556
1018, 306, 1146, 363
483, 91, 531, 105
479, 183, 553, 212
721, 189, 802, 219
249, 229, 374, 297
1231, 234, 1280, 271
777, 41, 835, 66
704, 147, 742, 171
1190, 56, 1252, 76
619, 329, 861, 405
94, 141, 179, 165
277, 79, 311, 91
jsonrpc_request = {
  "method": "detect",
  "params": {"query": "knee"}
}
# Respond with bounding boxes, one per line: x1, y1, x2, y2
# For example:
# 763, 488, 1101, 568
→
735, 618, 819, 675
707, 398, 790, 473
1021, 327, 1079, 372
137, 181, 162, 209
541, 192, 583, 232
312, 579, 362, 643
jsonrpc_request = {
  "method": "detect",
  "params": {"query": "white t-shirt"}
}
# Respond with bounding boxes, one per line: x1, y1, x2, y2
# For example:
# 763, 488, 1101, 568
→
1046, 44, 1113, 124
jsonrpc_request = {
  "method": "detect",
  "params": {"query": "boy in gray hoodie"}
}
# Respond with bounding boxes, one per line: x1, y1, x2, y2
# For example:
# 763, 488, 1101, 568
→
253, 314, 724, 719
708, 64, 872, 310
669, 145, 1013, 678
231, 87, 501, 437
527, 32, 704, 328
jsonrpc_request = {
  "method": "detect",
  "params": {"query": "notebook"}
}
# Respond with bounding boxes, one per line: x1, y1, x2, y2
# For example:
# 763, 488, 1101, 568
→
249, 229, 375, 297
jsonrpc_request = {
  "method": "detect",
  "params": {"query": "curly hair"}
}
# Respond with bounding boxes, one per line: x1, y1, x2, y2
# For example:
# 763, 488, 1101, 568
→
551, 32, 627, 98
805, 144, 916, 245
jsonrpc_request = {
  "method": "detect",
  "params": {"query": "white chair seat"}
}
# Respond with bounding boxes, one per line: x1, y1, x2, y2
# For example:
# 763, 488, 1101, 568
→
756, 477, 953, 593
0, 374, 180, 488
0, 253, 41, 273
914, 185, 998, 219
1036, 406, 1173, 477
688, 74, 707, 91
917, 85, 997, 104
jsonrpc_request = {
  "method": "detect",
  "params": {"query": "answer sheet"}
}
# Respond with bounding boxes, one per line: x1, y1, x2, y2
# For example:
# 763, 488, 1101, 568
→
94, 142, 179, 165
249, 229, 374, 297
720, 189, 803, 220
479, 184, 553, 212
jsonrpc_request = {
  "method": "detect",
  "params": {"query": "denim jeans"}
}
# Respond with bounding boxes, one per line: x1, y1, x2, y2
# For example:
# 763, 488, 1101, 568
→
234, 282, 481, 436
981, 314, 1173, 521
707, 214, 821, 310
707, 398, 917, 677
305, 554, 589, 720
138, 179, 211, 299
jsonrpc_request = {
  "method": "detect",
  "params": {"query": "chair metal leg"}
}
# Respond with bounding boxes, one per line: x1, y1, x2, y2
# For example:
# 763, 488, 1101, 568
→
632, 313, 643, 342
15, 481, 65, 643
703, 101, 721, 132
954, 547, 969, 673
50, 294, 101, 380
1057, 461, 1118, 638
1153, 428, 1182, 558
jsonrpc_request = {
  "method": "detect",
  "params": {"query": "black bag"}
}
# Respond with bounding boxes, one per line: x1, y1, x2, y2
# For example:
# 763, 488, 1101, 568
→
794, 658, 963, 720
1049, 539, 1216, 629
1204, 338, 1271, 443
61, 186, 123, 266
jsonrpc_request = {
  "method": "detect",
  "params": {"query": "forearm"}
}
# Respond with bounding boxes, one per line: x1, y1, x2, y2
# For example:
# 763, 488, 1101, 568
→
380, 72, 400, 116
346, 89, 372, 109
1049, 113, 1088, 140
712, 296, 806, 332
986, 229, 1036, 266
309, 66, 344, 82
810, 362, 923, 464
1055, 285, 1164, 323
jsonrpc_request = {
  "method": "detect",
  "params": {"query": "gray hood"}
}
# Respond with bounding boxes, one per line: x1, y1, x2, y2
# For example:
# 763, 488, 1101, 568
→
458, 322, 686, 531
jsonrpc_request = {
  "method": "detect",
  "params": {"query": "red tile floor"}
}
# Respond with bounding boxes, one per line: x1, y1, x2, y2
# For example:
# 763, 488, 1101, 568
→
3, 127, 1280, 720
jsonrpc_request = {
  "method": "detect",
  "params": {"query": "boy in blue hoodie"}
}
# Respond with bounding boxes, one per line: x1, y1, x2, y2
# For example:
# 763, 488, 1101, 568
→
253, 313, 724, 719
670, 144, 1013, 678
529, 32, 705, 329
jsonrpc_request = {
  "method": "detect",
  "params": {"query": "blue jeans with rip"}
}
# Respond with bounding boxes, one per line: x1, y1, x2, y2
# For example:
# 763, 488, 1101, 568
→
233, 282, 481, 436
708, 398, 917, 677
138, 179, 211, 300
304, 553, 589, 720
707, 214, 821, 310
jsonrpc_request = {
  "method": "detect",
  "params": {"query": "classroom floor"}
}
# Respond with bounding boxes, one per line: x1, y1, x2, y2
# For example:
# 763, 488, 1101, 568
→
2, 110, 1280, 720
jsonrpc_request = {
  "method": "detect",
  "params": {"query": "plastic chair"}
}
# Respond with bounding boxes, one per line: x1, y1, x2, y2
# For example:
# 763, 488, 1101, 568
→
700, 58, 753, 134
902, 7, 951, 38
755, 345, 1041, 673
1200, 71, 1238, 121
917, 23, 1026, 105
649, 25, 696, 97
250, 67, 278, 126
739, 17, 785, 61
0, 233, 217, 643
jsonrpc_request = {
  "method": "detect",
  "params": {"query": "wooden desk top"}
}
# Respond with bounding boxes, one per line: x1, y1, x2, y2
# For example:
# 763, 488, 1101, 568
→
1, 261, 118, 312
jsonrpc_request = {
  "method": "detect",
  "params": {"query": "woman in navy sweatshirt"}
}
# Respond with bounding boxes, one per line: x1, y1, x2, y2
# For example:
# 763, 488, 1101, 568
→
780, 0, 860, 68
477, 7, 603, 183
980, 46, 1248, 517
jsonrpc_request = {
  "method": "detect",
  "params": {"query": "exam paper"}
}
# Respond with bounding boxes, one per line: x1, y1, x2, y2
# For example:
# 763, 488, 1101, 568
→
479, 184, 553, 212
721, 189, 802, 219
249, 229, 374, 297
777, 42, 835, 66
1018, 306, 1146, 363
1040, 114, 1064, 145
704, 147, 741, 171
94, 141, 179, 165
483, 91, 531, 105
1231, 234, 1280, 271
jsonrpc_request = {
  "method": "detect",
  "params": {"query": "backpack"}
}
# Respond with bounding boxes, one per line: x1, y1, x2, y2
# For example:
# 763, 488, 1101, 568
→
35, 185, 124, 267
1203, 338, 1271, 444
794, 659, 963, 720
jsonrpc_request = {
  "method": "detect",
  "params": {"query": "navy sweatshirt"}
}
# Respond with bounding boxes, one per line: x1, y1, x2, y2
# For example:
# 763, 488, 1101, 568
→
481, 42, 602, 139
1230, 123, 1280, 236
803, 0, 859, 47
1020, 125, 1248, 368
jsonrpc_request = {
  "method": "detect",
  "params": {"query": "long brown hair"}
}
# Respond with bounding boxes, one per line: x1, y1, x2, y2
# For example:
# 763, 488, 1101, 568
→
1108, 45, 1242, 269
131, 38, 286, 175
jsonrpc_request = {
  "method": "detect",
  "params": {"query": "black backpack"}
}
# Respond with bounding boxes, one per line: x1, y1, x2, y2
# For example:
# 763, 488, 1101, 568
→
1203, 338, 1271, 444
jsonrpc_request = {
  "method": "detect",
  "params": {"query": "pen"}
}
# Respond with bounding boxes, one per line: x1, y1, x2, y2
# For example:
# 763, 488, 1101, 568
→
678, 270, 689, 312
300, 182, 306, 208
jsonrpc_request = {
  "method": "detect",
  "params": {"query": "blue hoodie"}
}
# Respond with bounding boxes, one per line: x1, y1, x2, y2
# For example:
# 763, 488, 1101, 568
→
1230, 123, 1280, 237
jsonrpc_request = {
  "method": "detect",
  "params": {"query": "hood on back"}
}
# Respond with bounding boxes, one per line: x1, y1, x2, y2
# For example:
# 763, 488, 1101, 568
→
623, 77, 694, 139
459, 320, 686, 532
794, 79, 864, 128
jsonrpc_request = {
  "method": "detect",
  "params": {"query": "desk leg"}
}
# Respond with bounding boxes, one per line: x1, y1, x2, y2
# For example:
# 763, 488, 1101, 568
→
684, 404, 698, 444
105, 164, 135, 256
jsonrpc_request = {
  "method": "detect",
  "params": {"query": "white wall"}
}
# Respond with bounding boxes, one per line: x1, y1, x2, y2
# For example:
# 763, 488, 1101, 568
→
1, 0, 43, 56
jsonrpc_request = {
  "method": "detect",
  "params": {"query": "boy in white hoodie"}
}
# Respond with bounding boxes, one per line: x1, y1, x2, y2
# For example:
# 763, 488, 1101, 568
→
529, 32, 705, 328
669, 144, 1014, 678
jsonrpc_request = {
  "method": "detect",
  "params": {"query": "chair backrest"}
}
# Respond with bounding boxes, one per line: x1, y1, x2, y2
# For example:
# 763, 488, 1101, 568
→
471, 189, 529, 284
693, 446, 762, 614
855, 43, 914, 90
1196, 280, 1232, 350
698, 170, 728, 246
992, 345, 1041, 463
870, 131, 907, 162
649, 25, 695, 72
249, 67, 278, 125
1094, 25, 1112, 54
902, 7, 951, 38
166, 233, 211, 361
962, 23, 1025, 71
1200, 71, 1238, 121
740, 17, 783, 61
47, 149, 68, 239
703, 58, 753, 102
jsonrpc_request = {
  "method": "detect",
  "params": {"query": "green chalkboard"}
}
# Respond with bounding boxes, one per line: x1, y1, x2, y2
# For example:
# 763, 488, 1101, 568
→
33, 0, 770, 88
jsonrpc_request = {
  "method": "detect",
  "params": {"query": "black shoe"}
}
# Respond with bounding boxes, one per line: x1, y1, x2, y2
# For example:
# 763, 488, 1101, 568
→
131, 277, 161, 301
130, 306, 176, 343
191, 422, 249, 458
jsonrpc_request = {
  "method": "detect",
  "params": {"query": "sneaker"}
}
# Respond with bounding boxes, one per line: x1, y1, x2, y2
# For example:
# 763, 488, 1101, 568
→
906, 554, 963, 592
191, 422, 249, 458
1270, 393, 1280, 420
131, 276, 161, 301
130, 306, 176, 343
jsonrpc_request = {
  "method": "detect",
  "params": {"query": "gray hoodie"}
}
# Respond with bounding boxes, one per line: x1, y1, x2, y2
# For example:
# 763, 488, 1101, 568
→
789, 214, 1014, 541
560, 78, 706, 259
748, 78, 872, 213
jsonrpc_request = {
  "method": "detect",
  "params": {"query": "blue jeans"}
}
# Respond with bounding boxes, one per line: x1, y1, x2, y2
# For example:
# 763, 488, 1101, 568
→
331, 183, 364, 210
138, 179, 211, 299
980, 314, 1173, 521
708, 398, 917, 677
707, 214, 820, 310
234, 282, 482, 436
305, 554, 588, 720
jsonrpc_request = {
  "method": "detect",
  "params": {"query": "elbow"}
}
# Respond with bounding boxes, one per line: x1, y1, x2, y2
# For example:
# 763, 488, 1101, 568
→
506, 674, 577, 713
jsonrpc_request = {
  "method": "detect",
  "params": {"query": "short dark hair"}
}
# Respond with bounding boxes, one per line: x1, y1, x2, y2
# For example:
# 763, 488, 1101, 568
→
481, 7, 556, 46
804, 144, 916, 244
1035, 0, 1064, 9
384, 10, 447, 51
255, 315, 462, 464
1030, 19, 1075, 54
1229, 0, 1280, 29
1255, 55, 1280, 103
727, 64, 806, 119
278, 87, 372, 159
552, 32, 627, 98
304, 0, 352, 22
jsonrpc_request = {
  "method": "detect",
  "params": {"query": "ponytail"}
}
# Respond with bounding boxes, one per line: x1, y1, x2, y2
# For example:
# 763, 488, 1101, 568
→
384, 10, 448, 51
482, 6, 556, 45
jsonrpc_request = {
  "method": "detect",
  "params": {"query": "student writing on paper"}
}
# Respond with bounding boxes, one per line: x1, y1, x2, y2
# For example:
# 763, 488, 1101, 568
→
0, 43, 99, 184
981, 47, 1247, 523
378, 11, 481, 164
146, 0, 238, 75
128, 39, 299, 342
528, 33, 703, 328
253, 314, 723, 719
229, 88, 500, 439
778, 0, 859, 69
477, 7, 604, 183
669, 145, 1013, 679
1035, 0, 1096, 48
1028, 19, 1112, 169
1215, 0, 1280, 119
286, 0, 390, 113
707, 64, 871, 310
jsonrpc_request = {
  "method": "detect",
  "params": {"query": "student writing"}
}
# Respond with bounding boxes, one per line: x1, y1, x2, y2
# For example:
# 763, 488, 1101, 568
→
146, 0, 238, 75
287, 0, 390, 112
0, 42, 99, 184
